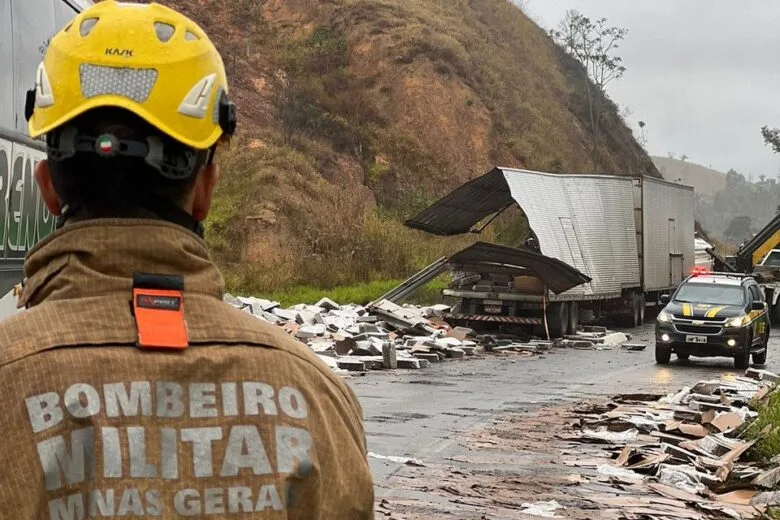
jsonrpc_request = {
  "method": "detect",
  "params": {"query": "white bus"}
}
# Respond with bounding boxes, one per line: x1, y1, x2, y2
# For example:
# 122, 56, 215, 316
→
0, 0, 92, 314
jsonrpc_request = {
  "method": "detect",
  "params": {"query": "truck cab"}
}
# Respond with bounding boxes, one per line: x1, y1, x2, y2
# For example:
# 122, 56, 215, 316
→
759, 249, 780, 267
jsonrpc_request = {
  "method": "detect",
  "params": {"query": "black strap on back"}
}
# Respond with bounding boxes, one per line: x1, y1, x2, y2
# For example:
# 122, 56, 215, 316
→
58, 186, 204, 238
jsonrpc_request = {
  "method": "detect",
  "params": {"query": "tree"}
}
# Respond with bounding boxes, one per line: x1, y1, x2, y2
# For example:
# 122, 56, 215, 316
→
725, 216, 753, 244
551, 10, 627, 169
762, 126, 780, 154
637, 121, 647, 149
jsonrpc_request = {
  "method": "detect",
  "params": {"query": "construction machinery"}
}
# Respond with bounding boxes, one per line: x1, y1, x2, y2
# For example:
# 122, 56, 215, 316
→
709, 213, 780, 322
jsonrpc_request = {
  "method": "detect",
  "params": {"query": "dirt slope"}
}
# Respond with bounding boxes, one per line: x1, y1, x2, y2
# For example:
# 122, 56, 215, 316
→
151, 0, 661, 292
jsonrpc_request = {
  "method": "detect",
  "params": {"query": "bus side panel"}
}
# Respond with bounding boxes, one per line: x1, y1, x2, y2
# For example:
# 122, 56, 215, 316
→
0, 1, 14, 131
11, 0, 61, 133
0, 136, 53, 263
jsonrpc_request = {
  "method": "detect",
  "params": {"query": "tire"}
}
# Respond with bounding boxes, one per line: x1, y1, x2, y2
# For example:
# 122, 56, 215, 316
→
567, 302, 579, 335
676, 353, 690, 361
735, 335, 751, 370
753, 333, 769, 365
773, 303, 780, 326
546, 302, 569, 339
655, 344, 671, 364
629, 295, 641, 328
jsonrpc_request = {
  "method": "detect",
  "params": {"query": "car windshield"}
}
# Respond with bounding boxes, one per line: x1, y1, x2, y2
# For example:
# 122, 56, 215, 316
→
674, 283, 745, 306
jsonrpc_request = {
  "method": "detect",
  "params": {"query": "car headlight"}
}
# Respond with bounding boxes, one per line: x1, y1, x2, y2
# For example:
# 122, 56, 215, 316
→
726, 316, 746, 327
657, 310, 672, 323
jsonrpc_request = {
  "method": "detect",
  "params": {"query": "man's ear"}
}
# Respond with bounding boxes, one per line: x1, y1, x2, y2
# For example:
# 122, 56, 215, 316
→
34, 160, 63, 216
191, 163, 219, 222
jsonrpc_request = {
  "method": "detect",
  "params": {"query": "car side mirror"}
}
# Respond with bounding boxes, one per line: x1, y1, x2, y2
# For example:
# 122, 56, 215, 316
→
751, 301, 765, 311
660, 294, 670, 305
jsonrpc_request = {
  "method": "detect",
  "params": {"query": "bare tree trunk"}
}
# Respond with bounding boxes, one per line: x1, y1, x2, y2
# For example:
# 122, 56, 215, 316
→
584, 76, 598, 171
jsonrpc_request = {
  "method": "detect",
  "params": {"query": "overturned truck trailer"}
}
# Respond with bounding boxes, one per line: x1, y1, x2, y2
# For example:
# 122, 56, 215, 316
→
405, 167, 695, 336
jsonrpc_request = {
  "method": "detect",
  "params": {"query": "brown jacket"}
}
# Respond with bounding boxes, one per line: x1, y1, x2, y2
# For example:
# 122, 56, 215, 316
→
0, 219, 374, 519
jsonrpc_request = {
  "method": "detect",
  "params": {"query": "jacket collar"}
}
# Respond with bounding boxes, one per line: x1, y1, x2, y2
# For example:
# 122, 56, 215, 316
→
18, 218, 224, 308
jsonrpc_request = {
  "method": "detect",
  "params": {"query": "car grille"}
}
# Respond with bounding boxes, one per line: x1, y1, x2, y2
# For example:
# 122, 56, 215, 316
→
675, 324, 723, 335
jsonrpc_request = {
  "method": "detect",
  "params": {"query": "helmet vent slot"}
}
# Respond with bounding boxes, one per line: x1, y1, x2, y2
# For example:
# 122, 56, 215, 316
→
185, 30, 200, 41
80, 17, 99, 37
154, 22, 175, 43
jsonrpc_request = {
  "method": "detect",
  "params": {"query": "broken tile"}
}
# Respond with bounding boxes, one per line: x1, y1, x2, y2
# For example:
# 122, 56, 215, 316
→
745, 368, 780, 383
382, 342, 397, 369
315, 297, 340, 311
336, 359, 365, 371
397, 358, 422, 369
414, 353, 440, 363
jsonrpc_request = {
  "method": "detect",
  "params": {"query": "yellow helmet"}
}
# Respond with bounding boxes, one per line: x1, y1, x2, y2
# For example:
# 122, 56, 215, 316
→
26, 1, 236, 150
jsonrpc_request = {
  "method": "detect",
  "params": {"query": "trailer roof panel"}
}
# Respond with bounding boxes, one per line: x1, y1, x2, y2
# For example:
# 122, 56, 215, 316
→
404, 167, 513, 236
449, 242, 592, 294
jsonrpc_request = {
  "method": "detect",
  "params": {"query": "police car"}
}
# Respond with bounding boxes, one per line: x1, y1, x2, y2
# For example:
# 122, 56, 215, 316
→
655, 269, 770, 369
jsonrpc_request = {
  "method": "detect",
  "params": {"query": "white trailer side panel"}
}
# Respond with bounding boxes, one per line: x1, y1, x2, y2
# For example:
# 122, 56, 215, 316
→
642, 177, 695, 291
501, 168, 641, 299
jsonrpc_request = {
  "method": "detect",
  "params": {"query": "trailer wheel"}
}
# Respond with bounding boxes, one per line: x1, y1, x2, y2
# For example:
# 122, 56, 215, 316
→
630, 295, 641, 328
546, 302, 569, 339
567, 302, 579, 335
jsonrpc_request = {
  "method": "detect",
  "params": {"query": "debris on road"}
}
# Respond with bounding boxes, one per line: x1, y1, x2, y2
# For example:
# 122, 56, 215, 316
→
226, 294, 642, 375
368, 452, 426, 467
518, 500, 564, 518
567, 369, 779, 519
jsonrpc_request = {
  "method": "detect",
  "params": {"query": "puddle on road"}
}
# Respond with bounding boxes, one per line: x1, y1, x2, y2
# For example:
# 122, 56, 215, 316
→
406, 380, 457, 387
368, 412, 432, 424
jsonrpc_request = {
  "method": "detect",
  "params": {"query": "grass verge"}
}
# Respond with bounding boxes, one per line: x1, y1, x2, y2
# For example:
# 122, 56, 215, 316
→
255, 277, 449, 308
745, 389, 780, 462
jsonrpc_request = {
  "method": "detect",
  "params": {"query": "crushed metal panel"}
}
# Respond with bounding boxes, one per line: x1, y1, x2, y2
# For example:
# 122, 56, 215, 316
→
501, 168, 641, 298
404, 167, 514, 236
448, 241, 591, 294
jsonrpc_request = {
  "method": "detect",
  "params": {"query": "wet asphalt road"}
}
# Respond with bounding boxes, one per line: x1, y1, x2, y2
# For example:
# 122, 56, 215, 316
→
348, 320, 780, 492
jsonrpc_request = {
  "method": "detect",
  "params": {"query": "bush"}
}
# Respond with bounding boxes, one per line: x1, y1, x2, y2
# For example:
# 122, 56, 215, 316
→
746, 389, 780, 461
207, 136, 472, 297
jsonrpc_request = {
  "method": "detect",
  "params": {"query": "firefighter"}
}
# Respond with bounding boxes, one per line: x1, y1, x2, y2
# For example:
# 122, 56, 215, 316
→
5, 2, 374, 518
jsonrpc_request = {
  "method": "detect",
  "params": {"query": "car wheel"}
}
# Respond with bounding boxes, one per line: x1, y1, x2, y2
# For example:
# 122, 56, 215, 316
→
753, 333, 769, 365
676, 353, 690, 361
735, 338, 751, 370
655, 343, 671, 364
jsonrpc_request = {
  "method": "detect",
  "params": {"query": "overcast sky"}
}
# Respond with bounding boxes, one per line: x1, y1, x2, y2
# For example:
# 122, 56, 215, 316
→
523, 1, 780, 178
